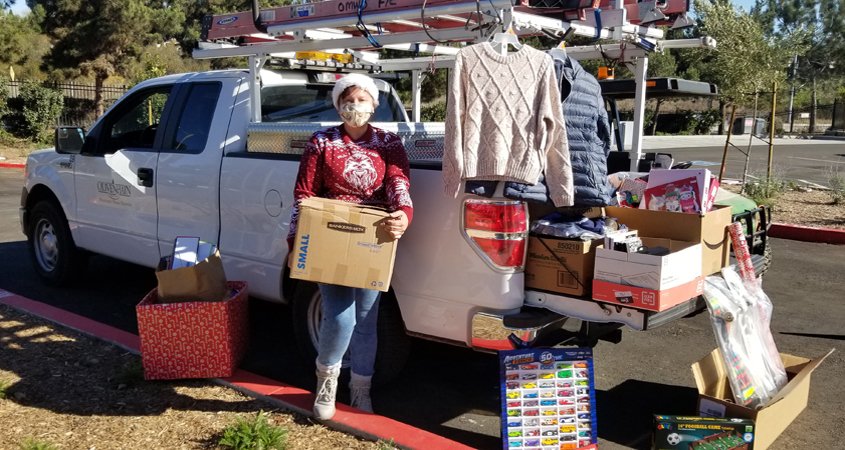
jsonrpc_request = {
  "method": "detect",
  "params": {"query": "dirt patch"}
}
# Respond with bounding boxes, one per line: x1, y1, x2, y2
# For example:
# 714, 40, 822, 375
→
770, 189, 845, 229
0, 304, 390, 450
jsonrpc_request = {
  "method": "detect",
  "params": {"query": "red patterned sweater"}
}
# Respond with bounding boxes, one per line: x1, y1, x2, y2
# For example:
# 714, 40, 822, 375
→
287, 125, 414, 248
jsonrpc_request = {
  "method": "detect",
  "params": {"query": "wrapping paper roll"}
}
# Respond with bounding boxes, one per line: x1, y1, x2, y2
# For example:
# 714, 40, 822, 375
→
728, 221, 756, 282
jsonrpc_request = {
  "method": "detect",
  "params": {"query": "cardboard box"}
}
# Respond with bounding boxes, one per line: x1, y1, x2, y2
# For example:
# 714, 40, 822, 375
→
691, 349, 835, 450
136, 281, 249, 380
525, 236, 603, 297
290, 198, 396, 291
591, 277, 703, 312
652, 415, 756, 449
606, 205, 732, 276
594, 237, 702, 290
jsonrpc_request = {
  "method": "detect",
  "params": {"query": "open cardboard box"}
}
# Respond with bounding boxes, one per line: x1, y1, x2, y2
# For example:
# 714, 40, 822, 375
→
691, 348, 835, 449
606, 205, 732, 276
594, 237, 701, 290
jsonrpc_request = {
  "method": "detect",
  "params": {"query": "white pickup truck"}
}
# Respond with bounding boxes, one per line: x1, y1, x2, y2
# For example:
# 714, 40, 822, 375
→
20, 68, 702, 380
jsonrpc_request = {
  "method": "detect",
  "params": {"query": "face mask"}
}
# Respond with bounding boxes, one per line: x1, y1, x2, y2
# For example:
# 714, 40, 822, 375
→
340, 102, 374, 127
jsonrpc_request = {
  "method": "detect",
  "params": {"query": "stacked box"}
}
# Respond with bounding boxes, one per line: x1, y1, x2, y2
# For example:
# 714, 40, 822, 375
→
136, 281, 249, 380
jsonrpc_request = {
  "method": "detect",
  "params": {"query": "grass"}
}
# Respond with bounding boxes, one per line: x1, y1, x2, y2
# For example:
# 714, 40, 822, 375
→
0, 379, 8, 399
18, 438, 58, 450
218, 410, 288, 450
376, 439, 398, 449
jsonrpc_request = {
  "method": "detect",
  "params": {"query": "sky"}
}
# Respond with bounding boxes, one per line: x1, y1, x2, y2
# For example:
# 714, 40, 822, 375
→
9, 0, 760, 16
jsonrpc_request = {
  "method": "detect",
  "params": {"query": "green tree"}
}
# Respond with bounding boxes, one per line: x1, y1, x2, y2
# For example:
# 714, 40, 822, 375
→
31, 0, 185, 115
645, 49, 679, 134
686, 0, 804, 132
0, 10, 50, 80
751, 0, 842, 132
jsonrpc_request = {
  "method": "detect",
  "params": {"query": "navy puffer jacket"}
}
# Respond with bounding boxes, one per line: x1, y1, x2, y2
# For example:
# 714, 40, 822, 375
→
553, 55, 613, 206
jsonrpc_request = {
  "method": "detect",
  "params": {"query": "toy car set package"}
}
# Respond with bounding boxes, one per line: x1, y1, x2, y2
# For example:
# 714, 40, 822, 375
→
499, 348, 598, 450
653, 415, 755, 449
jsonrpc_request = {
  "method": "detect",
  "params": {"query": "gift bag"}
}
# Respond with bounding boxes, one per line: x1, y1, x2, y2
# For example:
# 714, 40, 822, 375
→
155, 248, 228, 303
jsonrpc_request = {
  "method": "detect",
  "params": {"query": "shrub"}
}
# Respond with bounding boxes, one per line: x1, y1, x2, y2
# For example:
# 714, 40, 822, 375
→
828, 169, 845, 205
218, 411, 288, 450
11, 81, 64, 142
742, 177, 788, 206
421, 101, 446, 122
0, 77, 9, 121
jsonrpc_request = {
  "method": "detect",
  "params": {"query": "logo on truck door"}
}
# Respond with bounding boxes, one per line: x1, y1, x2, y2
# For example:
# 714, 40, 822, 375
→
97, 180, 131, 200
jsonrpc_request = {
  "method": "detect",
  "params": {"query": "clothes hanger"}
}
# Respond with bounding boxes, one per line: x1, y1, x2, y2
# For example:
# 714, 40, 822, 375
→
489, 26, 522, 56
548, 40, 568, 60
547, 27, 573, 61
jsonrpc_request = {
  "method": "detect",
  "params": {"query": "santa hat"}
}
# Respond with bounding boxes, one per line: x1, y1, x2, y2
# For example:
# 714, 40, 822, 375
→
331, 73, 380, 110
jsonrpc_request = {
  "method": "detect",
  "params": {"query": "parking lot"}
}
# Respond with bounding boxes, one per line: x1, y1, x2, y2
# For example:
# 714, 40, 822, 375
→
1, 166, 842, 449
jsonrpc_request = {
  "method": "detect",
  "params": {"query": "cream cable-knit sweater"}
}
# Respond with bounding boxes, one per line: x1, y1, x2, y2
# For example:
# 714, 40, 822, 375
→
444, 42, 574, 207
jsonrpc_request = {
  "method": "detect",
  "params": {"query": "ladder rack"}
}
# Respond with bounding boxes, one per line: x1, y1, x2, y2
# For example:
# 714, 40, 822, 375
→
195, 0, 712, 170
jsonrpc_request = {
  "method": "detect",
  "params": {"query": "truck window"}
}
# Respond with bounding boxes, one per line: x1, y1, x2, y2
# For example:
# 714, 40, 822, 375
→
166, 82, 222, 153
102, 87, 172, 154
261, 83, 403, 122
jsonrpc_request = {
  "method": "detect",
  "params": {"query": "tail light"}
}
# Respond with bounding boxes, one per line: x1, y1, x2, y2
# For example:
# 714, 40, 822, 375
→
463, 199, 528, 271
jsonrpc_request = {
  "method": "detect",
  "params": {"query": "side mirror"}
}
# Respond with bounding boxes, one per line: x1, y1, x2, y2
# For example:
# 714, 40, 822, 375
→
55, 127, 86, 154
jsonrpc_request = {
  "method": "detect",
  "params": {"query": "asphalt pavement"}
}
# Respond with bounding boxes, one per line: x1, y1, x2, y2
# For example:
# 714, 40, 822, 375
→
636, 135, 845, 188
1, 161, 843, 450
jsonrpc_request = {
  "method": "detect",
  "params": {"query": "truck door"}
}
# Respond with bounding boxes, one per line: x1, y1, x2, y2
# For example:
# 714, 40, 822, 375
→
154, 81, 227, 256
73, 85, 175, 267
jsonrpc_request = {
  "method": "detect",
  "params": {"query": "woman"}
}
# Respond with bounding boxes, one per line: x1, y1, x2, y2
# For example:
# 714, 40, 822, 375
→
287, 73, 413, 420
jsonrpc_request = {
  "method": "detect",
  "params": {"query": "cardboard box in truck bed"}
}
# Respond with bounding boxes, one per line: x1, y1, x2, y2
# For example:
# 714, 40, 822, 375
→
605, 205, 732, 276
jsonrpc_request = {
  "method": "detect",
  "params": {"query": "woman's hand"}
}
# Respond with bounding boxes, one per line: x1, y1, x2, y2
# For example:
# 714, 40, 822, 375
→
383, 210, 409, 240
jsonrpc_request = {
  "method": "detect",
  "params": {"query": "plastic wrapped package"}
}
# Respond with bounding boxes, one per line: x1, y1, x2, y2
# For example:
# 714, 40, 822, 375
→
702, 267, 787, 410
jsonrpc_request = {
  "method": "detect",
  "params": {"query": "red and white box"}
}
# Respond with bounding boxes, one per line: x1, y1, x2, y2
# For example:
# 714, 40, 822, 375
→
136, 281, 249, 380
592, 277, 704, 312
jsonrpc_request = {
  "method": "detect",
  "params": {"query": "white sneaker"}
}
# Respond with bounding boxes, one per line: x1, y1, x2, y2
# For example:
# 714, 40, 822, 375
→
349, 372, 373, 413
314, 363, 341, 420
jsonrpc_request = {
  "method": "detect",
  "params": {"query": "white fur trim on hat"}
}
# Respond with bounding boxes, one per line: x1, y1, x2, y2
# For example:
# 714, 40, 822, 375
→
331, 73, 380, 110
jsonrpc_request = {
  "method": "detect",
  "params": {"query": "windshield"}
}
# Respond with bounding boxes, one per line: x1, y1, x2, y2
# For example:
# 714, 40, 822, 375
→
261, 83, 406, 122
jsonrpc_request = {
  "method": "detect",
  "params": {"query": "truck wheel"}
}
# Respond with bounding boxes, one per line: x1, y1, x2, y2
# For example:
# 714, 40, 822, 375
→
291, 281, 410, 384
27, 201, 86, 286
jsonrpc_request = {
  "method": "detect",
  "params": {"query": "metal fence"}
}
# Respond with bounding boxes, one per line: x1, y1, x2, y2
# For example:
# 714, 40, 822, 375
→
5, 80, 129, 102
4, 80, 130, 129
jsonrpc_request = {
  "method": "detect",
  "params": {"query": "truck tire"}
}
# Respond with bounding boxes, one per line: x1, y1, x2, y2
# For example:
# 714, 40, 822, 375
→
291, 281, 410, 384
27, 201, 86, 286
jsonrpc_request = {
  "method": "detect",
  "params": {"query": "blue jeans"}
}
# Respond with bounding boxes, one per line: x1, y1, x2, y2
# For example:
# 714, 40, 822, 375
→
317, 284, 380, 377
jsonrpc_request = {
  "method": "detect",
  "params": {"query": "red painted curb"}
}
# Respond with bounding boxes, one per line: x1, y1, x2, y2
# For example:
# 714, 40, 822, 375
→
770, 223, 845, 245
0, 162, 25, 169
0, 289, 475, 450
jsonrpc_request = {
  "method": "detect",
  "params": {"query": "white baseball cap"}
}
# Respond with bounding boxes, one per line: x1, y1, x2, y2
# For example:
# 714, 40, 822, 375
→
331, 73, 380, 110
